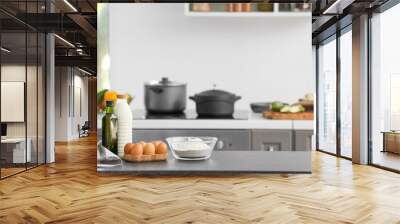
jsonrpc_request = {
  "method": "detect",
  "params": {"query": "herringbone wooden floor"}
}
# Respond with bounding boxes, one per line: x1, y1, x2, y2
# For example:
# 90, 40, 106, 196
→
1, 135, 400, 224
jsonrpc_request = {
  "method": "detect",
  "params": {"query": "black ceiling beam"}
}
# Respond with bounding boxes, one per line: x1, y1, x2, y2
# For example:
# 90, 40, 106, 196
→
0, 18, 28, 32
12, 13, 84, 32
312, 15, 336, 33
67, 13, 97, 44
311, 0, 389, 44
374, 0, 400, 12
312, 14, 352, 44
55, 55, 96, 69
322, 0, 356, 14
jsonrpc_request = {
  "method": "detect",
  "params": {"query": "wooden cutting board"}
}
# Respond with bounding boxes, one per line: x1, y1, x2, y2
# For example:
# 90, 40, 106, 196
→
263, 111, 314, 120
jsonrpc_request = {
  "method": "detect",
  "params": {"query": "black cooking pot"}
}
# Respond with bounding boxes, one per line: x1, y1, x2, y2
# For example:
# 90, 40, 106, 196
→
189, 89, 241, 117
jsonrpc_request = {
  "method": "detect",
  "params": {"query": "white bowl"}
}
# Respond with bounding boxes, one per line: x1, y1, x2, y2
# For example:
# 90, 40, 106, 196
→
166, 137, 218, 160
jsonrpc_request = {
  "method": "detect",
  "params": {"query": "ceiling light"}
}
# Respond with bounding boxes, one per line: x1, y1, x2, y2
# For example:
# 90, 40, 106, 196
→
54, 34, 75, 48
323, 0, 341, 14
1, 47, 11, 53
323, 0, 354, 15
78, 67, 93, 76
63, 0, 78, 12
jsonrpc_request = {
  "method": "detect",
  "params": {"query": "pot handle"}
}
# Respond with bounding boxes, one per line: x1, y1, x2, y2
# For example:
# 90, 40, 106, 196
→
189, 96, 196, 101
234, 96, 242, 101
149, 87, 164, 94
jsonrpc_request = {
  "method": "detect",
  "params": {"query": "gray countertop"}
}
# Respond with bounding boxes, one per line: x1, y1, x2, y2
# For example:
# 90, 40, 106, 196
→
97, 151, 311, 175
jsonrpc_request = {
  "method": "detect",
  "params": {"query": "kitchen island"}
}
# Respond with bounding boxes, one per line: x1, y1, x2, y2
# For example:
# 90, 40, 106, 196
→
98, 150, 311, 174
97, 110, 314, 174
128, 110, 314, 152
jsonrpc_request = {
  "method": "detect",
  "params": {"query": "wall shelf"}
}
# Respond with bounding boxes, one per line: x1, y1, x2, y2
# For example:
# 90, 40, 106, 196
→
184, 3, 311, 18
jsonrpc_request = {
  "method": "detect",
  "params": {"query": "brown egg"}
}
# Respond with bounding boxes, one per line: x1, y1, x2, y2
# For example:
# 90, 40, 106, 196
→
143, 143, 155, 155
130, 143, 143, 156
156, 142, 168, 154
124, 143, 133, 154
137, 141, 146, 147
152, 140, 162, 147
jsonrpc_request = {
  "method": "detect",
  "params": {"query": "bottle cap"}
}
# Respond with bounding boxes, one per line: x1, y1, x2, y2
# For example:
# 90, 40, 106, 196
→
106, 101, 113, 107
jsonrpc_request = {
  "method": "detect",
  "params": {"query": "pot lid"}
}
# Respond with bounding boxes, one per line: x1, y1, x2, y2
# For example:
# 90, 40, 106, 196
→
145, 77, 185, 87
193, 89, 240, 101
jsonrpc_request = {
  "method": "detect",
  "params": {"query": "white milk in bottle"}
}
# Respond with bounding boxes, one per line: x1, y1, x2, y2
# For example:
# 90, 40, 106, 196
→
115, 94, 132, 157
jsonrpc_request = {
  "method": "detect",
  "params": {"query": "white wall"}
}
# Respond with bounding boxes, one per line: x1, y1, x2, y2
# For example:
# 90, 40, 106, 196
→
55, 67, 68, 141
107, 4, 313, 111
55, 67, 89, 141
71, 74, 89, 138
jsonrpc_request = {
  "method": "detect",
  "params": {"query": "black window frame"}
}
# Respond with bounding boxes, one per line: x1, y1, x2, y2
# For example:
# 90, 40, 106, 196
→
315, 24, 352, 161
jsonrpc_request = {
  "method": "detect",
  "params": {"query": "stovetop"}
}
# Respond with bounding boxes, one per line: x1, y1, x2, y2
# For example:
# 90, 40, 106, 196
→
132, 110, 249, 120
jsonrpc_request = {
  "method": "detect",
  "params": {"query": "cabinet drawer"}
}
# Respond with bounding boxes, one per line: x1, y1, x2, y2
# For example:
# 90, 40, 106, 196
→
132, 129, 251, 151
294, 130, 313, 151
251, 130, 292, 151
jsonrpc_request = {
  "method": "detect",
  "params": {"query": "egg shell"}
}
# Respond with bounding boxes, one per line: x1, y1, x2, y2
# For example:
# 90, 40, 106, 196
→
156, 142, 168, 154
143, 143, 156, 155
124, 143, 132, 154
137, 141, 146, 147
152, 140, 162, 147
131, 143, 143, 156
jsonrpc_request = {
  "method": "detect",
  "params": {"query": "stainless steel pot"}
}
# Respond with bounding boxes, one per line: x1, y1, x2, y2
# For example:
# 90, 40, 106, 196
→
189, 89, 241, 117
144, 77, 186, 113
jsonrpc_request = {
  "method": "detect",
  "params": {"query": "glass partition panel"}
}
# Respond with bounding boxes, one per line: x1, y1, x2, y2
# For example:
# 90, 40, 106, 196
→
27, 31, 38, 169
38, 32, 46, 165
318, 38, 337, 154
340, 30, 352, 158
0, 1, 46, 179
1, 31, 27, 177
371, 4, 400, 171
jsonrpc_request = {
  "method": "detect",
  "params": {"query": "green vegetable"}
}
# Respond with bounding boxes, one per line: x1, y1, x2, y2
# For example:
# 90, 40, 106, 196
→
271, 101, 285, 112
289, 105, 305, 113
280, 105, 291, 113
279, 105, 305, 113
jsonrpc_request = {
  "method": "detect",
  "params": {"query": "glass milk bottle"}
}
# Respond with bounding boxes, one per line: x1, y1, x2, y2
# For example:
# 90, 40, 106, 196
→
115, 94, 132, 157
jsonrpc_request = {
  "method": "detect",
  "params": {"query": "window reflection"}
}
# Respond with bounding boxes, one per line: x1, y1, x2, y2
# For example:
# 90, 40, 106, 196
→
371, 3, 400, 171
318, 38, 337, 154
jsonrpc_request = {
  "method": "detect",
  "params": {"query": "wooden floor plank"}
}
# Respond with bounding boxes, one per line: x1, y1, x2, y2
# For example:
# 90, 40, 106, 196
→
0, 135, 399, 223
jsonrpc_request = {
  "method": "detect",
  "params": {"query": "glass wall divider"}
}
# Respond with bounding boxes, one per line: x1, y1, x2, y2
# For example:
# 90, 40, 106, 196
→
25, 4, 28, 171
317, 34, 337, 156
0, 29, 2, 179
336, 29, 342, 157
0, 1, 47, 180
369, 2, 400, 172
316, 45, 320, 151
367, 12, 373, 166
316, 25, 353, 161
